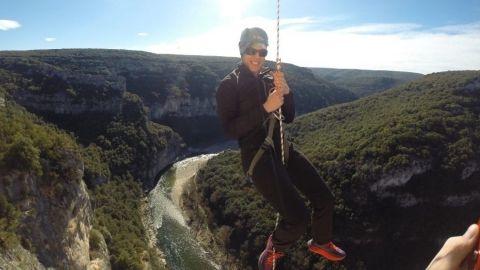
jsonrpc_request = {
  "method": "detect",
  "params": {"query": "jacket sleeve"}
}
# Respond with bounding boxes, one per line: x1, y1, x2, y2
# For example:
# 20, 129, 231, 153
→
216, 79, 268, 139
282, 92, 295, 123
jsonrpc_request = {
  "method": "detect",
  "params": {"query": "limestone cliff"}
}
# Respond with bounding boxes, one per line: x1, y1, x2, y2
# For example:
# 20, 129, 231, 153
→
149, 95, 216, 119
0, 245, 46, 270
141, 132, 186, 190
0, 151, 94, 269
0, 49, 357, 147
1, 59, 126, 115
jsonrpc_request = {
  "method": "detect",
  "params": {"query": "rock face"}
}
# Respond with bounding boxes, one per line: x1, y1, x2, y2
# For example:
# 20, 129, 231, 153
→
370, 159, 432, 193
12, 72, 126, 115
368, 158, 480, 206
345, 157, 480, 270
0, 49, 359, 148
0, 151, 93, 269
0, 246, 46, 270
142, 133, 186, 190
148, 95, 221, 146
149, 95, 216, 119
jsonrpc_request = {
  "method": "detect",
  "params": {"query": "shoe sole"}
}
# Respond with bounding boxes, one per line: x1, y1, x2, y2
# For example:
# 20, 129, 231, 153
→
309, 247, 346, 261
308, 241, 346, 262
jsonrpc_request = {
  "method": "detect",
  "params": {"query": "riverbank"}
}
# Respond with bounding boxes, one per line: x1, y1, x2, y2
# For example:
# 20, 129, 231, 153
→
147, 154, 223, 270
179, 154, 242, 270
170, 154, 214, 207
140, 197, 168, 270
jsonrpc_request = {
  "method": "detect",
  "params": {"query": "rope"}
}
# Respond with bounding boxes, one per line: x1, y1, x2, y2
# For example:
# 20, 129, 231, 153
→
273, 0, 282, 269
276, 0, 285, 168
276, 0, 280, 69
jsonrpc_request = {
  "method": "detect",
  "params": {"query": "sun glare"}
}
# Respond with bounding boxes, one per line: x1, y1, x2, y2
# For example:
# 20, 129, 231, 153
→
218, 0, 252, 18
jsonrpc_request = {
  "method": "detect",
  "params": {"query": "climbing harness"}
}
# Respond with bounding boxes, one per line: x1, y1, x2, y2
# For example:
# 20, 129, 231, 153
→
246, 0, 286, 182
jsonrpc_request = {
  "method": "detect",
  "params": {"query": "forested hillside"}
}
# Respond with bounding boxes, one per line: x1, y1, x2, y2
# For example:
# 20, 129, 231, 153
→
0, 49, 356, 145
0, 88, 168, 269
0, 92, 94, 268
188, 71, 480, 270
311, 67, 422, 97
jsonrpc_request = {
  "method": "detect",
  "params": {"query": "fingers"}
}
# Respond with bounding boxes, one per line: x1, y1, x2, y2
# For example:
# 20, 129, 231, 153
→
460, 224, 480, 269
427, 224, 479, 270
263, 90, 284, 112
272, 71, 289, 95
463, 224, 479, 252
445, 225, 478, 264
271, 90, 284, 103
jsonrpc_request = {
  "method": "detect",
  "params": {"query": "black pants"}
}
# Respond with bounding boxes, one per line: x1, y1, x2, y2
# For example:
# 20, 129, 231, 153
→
242, 146, 335, 252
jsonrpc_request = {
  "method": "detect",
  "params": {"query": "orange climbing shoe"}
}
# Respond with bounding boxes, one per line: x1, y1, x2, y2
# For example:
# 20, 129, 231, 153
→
258, 235, 285, 270
307, 239, 346, 261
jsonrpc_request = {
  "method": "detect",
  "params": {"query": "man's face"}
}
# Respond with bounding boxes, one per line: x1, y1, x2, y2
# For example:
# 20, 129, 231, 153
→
241, 42, 267, 76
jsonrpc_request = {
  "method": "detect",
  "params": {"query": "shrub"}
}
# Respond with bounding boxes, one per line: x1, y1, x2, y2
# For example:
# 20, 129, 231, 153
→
4, 136, 42, 175
0, 196, 20, 249
89, 228, 104, 251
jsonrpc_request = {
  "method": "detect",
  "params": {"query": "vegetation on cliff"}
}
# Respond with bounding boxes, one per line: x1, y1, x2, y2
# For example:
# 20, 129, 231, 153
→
191, 71, 480, 269
90, 176, 164, 270
290, 71, 480, 180
85, 92, 177, 269
0, 98, 80, 178
0, 96, 83, 254
0, 195, 20, 249
0, 49, 357, 118
94, 92, 179, 185
0, 77, 171, 269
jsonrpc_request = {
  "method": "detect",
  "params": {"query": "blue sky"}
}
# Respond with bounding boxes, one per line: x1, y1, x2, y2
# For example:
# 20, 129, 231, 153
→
1, 0, 479, 73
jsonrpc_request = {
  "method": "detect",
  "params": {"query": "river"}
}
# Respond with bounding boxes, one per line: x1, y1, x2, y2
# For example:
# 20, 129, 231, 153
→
148, 154, 221, 270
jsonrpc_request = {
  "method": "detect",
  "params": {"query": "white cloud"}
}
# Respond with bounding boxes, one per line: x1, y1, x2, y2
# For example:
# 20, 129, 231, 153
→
0, 20, 21, 31
335, 23, 421, 34
45, 37, 56, 42
143, 17, 480, 74
138, 32, 149, 36
282, 22, 480, 73
432, 22, 480, 34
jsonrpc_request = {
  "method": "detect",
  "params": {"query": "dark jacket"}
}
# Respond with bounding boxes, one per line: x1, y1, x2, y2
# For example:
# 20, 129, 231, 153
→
216, 63, 295, 169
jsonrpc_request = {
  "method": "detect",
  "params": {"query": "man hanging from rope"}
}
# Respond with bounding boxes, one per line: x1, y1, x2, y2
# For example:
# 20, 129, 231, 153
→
216, 27, 346, 270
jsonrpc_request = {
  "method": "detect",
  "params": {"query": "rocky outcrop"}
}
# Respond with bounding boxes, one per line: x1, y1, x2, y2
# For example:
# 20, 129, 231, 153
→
149, 95, 216, 119
0, 151, 93, 269
0, 245, 46, 270
464, 78, 480, 92
461, 160, 478, 180
148, 95, 221, 147
12, 71, 125, 115
87, 229, 111, 270
13, 90, 123, 115
370, 159, 432, 192
142, 133, 186, 190
368, 158, 480, 207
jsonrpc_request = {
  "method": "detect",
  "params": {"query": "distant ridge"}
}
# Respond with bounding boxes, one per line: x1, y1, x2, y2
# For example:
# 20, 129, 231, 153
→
0, 48, 357, 145
311, 67, 423, 97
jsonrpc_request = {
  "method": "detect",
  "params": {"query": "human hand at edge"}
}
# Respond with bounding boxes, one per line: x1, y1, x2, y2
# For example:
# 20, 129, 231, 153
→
427, 224, 479, 270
